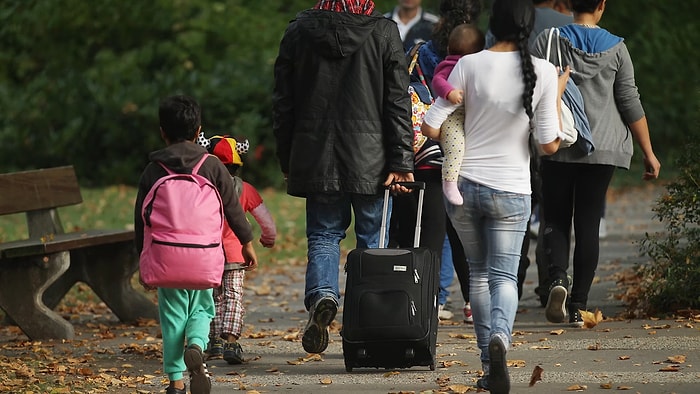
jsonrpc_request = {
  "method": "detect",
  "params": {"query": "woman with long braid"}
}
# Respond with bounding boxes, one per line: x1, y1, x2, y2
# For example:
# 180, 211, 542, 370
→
421, 0, 571, 392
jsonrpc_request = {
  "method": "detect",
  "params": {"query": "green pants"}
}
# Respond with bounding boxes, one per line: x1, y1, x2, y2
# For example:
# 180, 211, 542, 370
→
158, 287, 215, 381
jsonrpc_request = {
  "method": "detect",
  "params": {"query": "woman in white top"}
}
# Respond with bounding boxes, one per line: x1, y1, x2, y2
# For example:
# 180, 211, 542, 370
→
421, 0, 569, 392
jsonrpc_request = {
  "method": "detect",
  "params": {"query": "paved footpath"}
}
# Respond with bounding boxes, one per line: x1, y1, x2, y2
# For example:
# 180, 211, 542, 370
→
1, 185, 698, 393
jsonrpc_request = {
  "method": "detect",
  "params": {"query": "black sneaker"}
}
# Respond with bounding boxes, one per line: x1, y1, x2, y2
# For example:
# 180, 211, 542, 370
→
545, 279, 568, 323
165, 385, 186, 394
184, 344, 211, 394
302, 296, 338, 354
487, 335, 510, 394
205, 337, 224, 360
223, 341, 244, 365
476, 376, 489, 390
569, 304, 585, 328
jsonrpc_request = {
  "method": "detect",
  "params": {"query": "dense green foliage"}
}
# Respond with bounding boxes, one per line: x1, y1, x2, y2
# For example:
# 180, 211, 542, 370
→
0, 0, 696, 187
637, 134, 700, 314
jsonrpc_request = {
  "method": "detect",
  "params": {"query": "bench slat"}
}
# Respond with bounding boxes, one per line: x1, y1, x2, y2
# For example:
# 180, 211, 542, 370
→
0, 230, 134, 259
0, 166, 82, 215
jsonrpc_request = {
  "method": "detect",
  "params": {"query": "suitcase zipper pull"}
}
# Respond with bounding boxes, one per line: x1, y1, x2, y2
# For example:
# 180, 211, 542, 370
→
413, 269, 420, 284
410, 300, 417, 316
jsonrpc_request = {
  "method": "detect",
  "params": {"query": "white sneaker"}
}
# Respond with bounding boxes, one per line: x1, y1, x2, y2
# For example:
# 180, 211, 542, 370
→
599, 218, 607, 239
438, 304, 454, 320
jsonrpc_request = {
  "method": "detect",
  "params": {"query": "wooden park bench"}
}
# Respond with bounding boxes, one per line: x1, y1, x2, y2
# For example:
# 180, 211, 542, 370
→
0, 166, 158, 340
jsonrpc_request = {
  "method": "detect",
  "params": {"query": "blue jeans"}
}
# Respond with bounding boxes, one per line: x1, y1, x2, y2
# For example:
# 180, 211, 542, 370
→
445, 178, 529, 364
439, 235, 454, 305
304, 192, 385, 310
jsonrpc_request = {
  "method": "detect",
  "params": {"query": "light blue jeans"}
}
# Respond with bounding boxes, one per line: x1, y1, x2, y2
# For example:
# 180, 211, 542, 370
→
445, 178, 529, 364
439, 235, 454, 305
304, 192, 385, 310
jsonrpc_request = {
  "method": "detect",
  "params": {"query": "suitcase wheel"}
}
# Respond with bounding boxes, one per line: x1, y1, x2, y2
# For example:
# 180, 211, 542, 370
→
404, 348, 415, 359
357, 348, 367, 359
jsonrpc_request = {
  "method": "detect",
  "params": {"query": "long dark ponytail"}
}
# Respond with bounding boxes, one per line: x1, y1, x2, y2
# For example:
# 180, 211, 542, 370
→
490, 0, 537, 119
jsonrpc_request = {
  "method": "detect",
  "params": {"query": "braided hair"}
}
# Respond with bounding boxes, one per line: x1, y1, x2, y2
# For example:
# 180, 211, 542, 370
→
490, 0, 537, 119
432, 0, 482, 58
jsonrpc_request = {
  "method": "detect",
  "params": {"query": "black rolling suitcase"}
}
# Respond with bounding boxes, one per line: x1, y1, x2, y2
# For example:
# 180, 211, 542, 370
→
341, 182, 439, 372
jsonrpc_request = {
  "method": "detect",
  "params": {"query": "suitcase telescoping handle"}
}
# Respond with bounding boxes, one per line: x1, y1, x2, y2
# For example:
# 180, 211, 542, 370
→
379, 181, 426, 249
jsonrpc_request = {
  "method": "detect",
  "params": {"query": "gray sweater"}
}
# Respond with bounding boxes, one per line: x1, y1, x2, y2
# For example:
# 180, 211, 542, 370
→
532, 26, 645, 169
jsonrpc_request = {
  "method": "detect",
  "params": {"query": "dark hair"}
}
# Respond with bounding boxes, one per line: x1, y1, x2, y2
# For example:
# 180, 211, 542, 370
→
447, 23, 485, 56
570, 0, 602, 13
225, 163, 241, 176
158, 95, 201, 142
433, 0, 482, 58
490, 0, 537, 119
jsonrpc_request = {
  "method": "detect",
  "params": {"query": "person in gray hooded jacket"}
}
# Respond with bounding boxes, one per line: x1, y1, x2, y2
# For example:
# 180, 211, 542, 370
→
272, 0, 414, 355
531, 0, 661, 327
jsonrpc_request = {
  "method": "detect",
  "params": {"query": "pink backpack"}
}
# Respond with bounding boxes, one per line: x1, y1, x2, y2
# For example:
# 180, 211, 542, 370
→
139, 154, 225, 289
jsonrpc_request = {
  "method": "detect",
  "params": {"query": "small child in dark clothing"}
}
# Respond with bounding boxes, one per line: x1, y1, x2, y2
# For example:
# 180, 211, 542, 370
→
134, 95, 258, 394
431, 23, 486, 205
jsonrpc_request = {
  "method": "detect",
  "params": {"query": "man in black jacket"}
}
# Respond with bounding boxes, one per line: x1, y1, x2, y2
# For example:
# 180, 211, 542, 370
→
273, 0, 414, 355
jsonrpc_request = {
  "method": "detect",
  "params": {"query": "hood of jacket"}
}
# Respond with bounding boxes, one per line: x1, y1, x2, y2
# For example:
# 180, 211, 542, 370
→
148, 141, 209, 173
295, 9, 383, 59
555, 26, 624, 85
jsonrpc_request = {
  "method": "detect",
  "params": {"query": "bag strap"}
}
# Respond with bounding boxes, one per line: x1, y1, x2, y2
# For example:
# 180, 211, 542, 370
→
407, 42, 433, 102
192, 154, 209, 175
545, 27, 562, 68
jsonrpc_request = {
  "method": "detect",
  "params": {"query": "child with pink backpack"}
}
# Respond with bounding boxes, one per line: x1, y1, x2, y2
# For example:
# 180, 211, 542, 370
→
197, 133, 277, 365
134, 95, 257, 394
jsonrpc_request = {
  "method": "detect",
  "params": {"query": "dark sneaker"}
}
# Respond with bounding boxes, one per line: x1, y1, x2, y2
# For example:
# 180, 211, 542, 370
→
206, 337, 224, 360
184, 344, 211, 394
488, 335, 510, 394
569, 304, 585, 328
302, 296, 338, 354
545, 279, 568, 323
223, 341, 244, 365
165, 385, 186, 394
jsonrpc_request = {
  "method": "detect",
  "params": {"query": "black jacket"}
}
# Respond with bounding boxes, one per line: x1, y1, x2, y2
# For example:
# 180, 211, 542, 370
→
273, 9, 414, 198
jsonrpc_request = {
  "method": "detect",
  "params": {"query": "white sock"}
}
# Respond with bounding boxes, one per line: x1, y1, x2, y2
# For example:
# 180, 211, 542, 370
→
442, 180, 463, 205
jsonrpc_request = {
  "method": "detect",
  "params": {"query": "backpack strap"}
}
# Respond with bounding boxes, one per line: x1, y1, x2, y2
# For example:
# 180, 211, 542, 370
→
192, 154, 209, 175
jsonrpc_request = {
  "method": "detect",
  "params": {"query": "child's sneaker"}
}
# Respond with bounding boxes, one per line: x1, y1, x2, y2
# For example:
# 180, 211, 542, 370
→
184, 344, 211, 394
205, 337, 224, 360
438, 304, 454, 320
442, 180, 463, 205
223, 341, 244, 365
165, 384, 186, 394
463, 302, 473, 324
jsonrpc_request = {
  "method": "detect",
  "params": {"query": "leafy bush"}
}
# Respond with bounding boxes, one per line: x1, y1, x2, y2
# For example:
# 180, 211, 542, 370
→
636, 136, 700, 315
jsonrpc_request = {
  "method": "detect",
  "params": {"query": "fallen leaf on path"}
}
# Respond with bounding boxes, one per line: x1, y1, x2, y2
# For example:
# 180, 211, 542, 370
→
659, 365, 680, 372
507, 359, 526, 368
550, 329, 565, 335
529, 365, 543, 386
384, 371, 401, 377
580, 309, 603, 328
566, 384, 588, 391
617, 385, 634, 390
599, 382, 612, 389
618, 355, 630, 360
666, 355, 686, 363
320, 377, 332, 384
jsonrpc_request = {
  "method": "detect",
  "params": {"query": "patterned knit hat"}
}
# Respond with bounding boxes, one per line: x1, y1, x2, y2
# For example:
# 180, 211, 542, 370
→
197, 132, 249, 166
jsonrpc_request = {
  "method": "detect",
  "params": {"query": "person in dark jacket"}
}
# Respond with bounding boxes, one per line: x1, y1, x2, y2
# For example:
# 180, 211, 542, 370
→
272, 0, 415, 355
385, 0, 440, 53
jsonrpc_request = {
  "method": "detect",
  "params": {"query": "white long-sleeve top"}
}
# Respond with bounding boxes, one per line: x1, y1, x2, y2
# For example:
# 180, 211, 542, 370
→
423, 50, 560, 195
